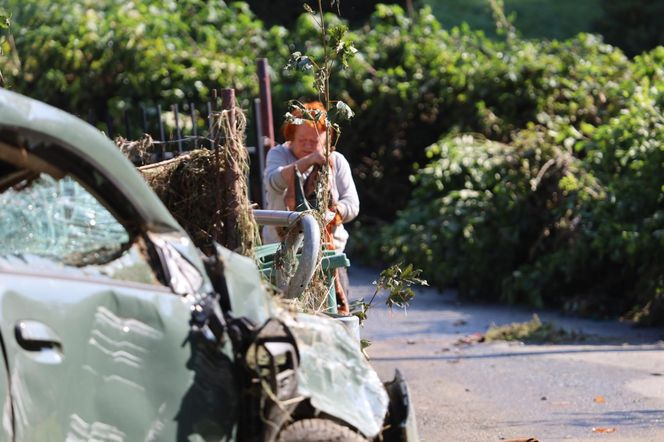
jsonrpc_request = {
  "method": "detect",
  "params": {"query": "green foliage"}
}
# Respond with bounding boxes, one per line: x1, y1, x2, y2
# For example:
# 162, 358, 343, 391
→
357, 39, 664, 321
0, 8, 12, 87
3, 0, 267, 121
351, 263, 428, 325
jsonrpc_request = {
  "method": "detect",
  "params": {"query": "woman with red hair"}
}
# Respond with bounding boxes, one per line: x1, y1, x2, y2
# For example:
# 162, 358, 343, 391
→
263, 101, 359, 312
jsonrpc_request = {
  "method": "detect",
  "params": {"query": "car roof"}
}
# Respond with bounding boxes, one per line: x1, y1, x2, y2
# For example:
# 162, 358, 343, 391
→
0, 88, 183, 234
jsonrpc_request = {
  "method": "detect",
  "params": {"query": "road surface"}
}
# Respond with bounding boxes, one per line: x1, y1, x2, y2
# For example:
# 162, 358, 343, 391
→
350, 266, 664, 442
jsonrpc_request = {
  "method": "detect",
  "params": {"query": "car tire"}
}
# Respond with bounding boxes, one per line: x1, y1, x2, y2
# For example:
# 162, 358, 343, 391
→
277, 418, 367, 442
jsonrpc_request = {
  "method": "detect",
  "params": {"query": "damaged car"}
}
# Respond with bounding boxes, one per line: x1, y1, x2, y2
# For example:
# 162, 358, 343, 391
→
0, 89, 417, 441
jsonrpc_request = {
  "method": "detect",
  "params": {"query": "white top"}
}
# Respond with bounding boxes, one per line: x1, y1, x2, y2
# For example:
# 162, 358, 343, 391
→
262, 143, 360, 252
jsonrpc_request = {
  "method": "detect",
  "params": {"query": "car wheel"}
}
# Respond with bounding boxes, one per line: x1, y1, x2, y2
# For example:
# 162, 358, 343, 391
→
277, 419, 367, 442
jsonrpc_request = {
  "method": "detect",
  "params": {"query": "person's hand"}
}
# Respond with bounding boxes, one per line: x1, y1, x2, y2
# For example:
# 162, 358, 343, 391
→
294, 151, 326, 172
306, 151, 326, 166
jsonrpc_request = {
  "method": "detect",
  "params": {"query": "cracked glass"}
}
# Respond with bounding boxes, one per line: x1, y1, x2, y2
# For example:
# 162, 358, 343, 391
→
0, 174, 129, 266
0, 173, 162, 285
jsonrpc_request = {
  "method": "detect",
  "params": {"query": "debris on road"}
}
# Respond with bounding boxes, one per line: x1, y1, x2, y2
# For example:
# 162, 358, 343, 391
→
484, 314, 587, 343
592, 427, 617, 433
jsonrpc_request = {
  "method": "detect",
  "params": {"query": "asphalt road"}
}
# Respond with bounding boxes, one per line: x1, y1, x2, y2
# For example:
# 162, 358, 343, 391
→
349, 266, 664, 442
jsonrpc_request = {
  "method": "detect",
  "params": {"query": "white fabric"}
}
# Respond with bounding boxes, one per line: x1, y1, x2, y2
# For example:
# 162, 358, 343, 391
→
262, 143, 359, 252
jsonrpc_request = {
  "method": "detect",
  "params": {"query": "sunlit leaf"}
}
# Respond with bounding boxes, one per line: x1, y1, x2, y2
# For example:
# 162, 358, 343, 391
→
303, 3, 315, 15
333, 100, 354, 121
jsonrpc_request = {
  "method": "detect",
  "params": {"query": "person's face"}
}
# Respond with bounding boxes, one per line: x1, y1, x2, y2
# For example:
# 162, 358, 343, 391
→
290, 124, 325, 159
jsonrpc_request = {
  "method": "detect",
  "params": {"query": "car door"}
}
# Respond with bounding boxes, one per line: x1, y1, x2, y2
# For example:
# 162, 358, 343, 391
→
0, 173, 236, 441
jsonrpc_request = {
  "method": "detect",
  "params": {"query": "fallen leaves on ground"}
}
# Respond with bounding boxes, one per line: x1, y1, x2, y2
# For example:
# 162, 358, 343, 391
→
483, 314, 588, 343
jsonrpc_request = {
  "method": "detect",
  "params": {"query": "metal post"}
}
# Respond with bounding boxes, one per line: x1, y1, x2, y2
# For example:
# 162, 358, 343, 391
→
254, 97, 266, 207
207, 101, 214, 148
173, 104, 183, 154
157, 105, 165, 160
190, 102, 198, 149
257, 58, 275, 148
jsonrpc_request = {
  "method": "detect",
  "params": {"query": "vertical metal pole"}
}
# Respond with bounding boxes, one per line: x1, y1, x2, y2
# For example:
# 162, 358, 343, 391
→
254, 97, 266, 207
190, 102, 198, 149
141, 105, 148, 135
173, 104, 183, 154
208, 89, 218, 148
257, 58, 275, 148
207, 101, 214, 148
157, 105, 165, 160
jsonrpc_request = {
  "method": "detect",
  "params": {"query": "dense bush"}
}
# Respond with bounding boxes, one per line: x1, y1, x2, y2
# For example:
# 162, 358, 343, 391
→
4, 0, 268, 123
356, 46, 664, 321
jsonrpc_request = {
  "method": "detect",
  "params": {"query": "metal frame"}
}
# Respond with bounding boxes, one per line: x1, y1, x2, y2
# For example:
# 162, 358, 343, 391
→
252, 210, 320, 299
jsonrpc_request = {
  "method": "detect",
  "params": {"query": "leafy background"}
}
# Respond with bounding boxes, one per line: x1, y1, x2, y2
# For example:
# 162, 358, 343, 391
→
1, 0, 663, 322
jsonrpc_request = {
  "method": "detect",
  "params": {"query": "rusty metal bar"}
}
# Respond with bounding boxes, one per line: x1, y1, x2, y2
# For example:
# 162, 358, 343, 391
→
257, 58, 275, 148
254, 97, 266, 207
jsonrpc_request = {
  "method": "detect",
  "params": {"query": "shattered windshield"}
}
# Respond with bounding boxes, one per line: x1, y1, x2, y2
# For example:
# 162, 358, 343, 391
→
0, 174, 130, 266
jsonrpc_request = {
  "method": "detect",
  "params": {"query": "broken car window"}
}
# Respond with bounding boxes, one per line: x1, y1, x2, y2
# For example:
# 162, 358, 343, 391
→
0, 173, 129, 266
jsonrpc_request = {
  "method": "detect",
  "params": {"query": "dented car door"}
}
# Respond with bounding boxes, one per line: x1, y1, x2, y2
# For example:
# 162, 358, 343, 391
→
0, 175, 236, 441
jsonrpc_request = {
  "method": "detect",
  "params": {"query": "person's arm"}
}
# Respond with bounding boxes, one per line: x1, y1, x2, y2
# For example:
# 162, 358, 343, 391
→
333, 153, 359, 223
264, 146, 292, 193
264, 146, 327, 193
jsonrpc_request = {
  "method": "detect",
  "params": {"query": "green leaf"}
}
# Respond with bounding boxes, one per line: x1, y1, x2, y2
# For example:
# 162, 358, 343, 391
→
0, 11, 10, 30
333, 100, 355, 121
303, 4, 315, 15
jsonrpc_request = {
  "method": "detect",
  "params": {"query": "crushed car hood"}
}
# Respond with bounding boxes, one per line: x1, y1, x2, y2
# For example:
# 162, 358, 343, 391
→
287, 314, 389, 438
217, 247, 389, 438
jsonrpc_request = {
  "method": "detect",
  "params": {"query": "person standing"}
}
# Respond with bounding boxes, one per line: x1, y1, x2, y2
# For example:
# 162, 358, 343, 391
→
263, 101, 359, 313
